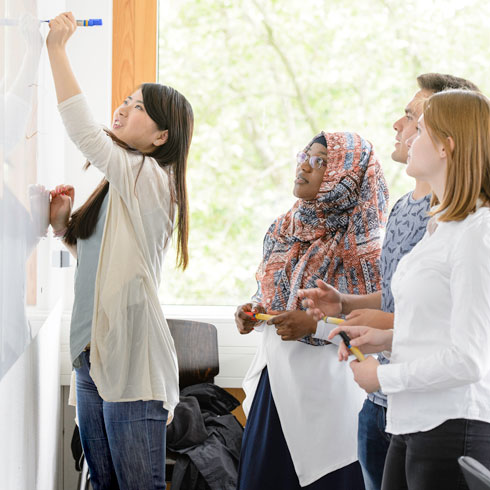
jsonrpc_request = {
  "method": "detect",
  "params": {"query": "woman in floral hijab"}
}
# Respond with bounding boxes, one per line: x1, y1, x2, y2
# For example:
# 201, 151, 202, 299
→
235, 131, 388, 490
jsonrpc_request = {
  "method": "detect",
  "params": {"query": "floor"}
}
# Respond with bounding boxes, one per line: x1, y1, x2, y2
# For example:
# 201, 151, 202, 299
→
225, 387, 246, 426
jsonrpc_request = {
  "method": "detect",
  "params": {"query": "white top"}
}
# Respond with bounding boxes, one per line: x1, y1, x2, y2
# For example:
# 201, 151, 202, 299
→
378, 206, 490, 435
313, 320, 342, 345
243, 324, 365, 487
59, 94, 179, 418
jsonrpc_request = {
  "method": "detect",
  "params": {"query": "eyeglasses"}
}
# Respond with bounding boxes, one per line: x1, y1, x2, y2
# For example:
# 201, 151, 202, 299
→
296, 151, 326, 169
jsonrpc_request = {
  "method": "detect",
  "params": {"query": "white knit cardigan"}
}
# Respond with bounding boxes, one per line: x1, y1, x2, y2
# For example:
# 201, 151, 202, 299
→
60, 94, 179, 419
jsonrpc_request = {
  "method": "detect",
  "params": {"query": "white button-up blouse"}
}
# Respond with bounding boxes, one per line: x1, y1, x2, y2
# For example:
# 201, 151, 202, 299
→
378, 206, 490, 435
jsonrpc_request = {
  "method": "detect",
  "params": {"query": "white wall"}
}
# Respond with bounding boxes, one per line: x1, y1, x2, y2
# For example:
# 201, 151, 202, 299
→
0, 305, 61, 490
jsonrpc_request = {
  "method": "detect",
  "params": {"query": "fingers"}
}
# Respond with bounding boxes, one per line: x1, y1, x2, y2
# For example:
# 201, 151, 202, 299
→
334, 325, 361, 337
302, 302, 324, 321
335, 335, 350, 361
349, 332, 375, 348
268, 311, 286, 325
301, 297, 314, 308
236, 303, 254, 321
342, 315, 364, 327
47, 12, 77, 46
50, 185, 73, 198
327, 326, 342, 340
235, 303, 260, 334
309, 308, 324, 321
275, 327, 295, 341
254, 304, 266, 314
50, 12, 76, 29
298, 287, 321, 301
65, 185, 75, 201
349, 359, 360, 372
317, 279, 330, 291
345, 310, 362, 321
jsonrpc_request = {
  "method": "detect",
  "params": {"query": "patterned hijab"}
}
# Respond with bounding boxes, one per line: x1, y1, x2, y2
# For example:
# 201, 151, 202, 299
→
254, 132, 389, 343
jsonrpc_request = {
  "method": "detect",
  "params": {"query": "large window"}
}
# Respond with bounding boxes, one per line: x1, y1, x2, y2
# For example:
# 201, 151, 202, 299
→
158, 0, 490, 305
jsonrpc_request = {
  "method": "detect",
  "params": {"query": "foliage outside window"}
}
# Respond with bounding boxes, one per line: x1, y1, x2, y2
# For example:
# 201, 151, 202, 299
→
158, 0, 490, 306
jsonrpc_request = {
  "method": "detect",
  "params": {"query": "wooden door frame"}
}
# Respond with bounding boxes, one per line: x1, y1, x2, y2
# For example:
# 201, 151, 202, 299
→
112, 0, 158, 115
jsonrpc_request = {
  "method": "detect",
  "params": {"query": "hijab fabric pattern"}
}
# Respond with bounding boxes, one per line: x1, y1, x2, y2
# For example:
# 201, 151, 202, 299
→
254, 132, 389, 345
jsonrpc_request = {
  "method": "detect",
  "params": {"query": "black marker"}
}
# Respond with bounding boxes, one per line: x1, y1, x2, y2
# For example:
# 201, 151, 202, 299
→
338, 331, 365, 361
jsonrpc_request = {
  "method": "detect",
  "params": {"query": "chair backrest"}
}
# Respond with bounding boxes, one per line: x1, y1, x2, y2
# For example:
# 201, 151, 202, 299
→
167, 319, 219, 389
459, 456, 490, 490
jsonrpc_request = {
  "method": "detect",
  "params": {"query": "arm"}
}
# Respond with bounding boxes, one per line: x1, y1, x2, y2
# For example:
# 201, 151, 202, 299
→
298, 279, 382, 320
343, 309, 394, 330
46, 13, 81, 103
378, 222, 490, 395
341, 291, 382, 314
46, 13, 145, 205
50, 185, 77, 259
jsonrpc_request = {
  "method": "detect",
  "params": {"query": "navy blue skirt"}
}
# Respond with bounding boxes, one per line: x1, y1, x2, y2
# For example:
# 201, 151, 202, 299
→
237, 368, 365, 490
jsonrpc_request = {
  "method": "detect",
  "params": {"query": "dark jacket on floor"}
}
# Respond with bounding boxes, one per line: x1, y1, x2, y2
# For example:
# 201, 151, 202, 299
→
167, 383, 244, 490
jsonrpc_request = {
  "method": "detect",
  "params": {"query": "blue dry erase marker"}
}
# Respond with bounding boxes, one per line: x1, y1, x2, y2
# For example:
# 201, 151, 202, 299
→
0, 18, 103, 26
43, 19, 103, 26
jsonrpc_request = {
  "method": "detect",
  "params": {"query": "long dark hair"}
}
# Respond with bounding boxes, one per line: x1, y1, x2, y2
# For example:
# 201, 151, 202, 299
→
64, 84, 194, 270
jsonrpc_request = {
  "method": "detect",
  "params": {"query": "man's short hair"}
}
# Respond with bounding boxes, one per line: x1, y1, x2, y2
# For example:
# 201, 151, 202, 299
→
417, 73, 480, 93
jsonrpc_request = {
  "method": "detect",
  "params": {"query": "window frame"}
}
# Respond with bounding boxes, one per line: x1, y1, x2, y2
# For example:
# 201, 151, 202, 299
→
111, 0, 235, 314
112, 0, 158, 115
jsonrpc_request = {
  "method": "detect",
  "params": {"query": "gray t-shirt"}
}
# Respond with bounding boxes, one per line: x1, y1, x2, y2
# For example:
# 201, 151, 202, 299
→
368, 191, 431, 407
70, 193, 109, 368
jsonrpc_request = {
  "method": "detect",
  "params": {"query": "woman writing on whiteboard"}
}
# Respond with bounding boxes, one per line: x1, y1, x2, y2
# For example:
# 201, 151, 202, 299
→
302, 89, 490, 489
47, 12, 193, 489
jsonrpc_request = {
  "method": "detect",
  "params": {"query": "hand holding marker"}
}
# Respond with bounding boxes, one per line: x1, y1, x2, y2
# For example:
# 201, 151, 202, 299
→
45, 18, 103, 26
323, 316, 366, 361
244, 311, 276, 322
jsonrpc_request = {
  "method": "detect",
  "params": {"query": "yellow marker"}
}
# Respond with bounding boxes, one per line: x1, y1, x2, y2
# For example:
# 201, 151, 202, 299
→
245, 312, 276, 321
320, 316, 366, 361
253, 313, 275, 321
323, 316, 344, 325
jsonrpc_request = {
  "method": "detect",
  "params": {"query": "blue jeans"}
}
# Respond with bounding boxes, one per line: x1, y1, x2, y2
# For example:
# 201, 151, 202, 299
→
75, 351, 168, 490
358, 399, 391, 490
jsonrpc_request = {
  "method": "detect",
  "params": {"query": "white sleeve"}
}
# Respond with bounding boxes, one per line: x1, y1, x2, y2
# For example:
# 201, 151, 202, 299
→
378, 217, 490, 394
58, 94, 143, 204
312, 320, 341, 345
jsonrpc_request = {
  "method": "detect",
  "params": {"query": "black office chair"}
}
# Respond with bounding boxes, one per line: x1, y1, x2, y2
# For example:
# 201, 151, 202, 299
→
165, 319, 219, 482
75, 319, 219, 489
459, 456, 490, 490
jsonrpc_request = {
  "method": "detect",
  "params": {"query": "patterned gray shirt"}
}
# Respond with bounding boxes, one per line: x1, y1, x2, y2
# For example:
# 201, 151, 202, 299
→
368, 191, 431, 407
